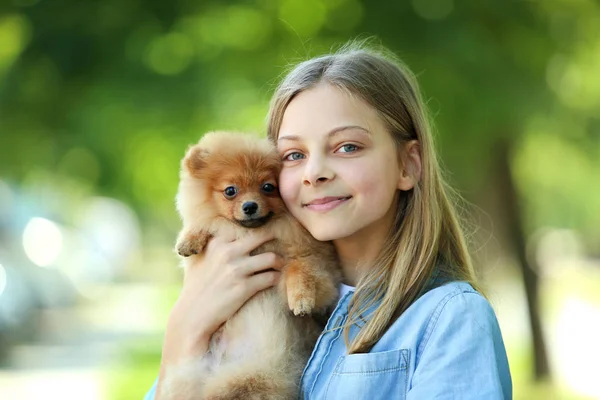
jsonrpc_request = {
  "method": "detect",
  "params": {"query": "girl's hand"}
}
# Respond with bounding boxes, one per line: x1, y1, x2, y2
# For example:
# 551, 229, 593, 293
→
157, 232, 282, 385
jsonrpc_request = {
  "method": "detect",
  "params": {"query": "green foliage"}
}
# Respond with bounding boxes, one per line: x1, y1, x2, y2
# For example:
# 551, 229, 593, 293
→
1, 0, 597, 208
2, 0, 597, 233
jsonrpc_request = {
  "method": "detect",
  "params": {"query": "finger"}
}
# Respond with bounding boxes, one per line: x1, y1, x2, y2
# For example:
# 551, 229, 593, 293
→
239, 252, 283, 276
230, 232, 276, 255
203, 232, 236, 256
246, 270, 281, 295
210, 230, 237, 245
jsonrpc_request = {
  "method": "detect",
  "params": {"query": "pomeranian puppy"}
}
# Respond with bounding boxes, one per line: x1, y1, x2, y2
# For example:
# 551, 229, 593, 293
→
162, 131, 341, 400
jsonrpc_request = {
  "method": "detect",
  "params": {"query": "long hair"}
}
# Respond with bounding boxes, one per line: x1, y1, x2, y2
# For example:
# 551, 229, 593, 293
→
266, 40, 483, 354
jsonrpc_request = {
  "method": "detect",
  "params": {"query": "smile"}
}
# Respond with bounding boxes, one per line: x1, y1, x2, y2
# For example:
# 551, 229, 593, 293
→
235, 212, 275, 228
303, 196, 352, 212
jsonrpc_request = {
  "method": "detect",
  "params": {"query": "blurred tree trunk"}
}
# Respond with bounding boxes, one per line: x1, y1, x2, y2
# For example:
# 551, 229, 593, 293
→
495, 138, 550, 381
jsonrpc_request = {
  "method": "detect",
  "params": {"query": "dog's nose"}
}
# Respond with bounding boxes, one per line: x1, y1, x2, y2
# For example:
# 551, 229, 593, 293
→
242, 201, 259, 215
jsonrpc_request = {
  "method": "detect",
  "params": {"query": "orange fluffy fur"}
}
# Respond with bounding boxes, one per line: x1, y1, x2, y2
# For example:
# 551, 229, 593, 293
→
162, 131, 341, 400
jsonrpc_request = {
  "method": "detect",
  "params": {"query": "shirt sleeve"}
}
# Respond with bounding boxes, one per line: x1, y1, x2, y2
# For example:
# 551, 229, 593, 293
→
407, 292, 512, 400
143, 378, 158, 400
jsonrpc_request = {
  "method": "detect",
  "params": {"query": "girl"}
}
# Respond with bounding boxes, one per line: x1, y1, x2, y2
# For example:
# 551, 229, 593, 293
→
146, 42, 512, 399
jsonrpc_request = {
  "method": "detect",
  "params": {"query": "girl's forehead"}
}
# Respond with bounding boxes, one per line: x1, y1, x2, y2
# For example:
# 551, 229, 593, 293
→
278, 83, 386, 141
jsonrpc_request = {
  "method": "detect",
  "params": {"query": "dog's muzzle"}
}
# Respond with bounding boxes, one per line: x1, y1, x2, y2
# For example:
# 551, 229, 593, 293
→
235, 211, 275, 228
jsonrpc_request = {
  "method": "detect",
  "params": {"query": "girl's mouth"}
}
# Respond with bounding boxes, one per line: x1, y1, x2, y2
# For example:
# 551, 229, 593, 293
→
303, 196, 352, 212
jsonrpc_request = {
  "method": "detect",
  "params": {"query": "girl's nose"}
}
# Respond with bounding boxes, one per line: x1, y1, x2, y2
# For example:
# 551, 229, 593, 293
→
302, 156, 334, 187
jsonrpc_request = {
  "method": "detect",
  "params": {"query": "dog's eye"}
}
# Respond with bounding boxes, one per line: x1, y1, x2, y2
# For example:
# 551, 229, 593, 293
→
223, 186, 238, 199
261, 183, 276, 193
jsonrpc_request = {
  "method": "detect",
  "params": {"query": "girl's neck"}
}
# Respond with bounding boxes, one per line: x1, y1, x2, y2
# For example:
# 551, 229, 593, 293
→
333, 198, 398, 286
334, 239, 381, 286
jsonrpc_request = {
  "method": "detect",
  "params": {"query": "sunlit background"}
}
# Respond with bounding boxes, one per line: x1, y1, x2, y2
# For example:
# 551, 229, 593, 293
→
1, 0, 599, 399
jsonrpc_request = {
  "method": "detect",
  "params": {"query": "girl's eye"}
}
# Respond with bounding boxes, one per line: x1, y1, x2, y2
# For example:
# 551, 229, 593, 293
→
284, 152, 305, 161
261, 183, 277, 193
338, 144, 359, 153
223, 186, 238, 199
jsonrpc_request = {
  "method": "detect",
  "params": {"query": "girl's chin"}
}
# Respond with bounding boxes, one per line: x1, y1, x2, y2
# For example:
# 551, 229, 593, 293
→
304, 225, 354, 242
291, 211, 356, 241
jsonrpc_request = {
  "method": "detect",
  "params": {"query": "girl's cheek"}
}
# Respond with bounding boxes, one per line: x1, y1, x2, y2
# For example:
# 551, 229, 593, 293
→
278, 170, 297, 207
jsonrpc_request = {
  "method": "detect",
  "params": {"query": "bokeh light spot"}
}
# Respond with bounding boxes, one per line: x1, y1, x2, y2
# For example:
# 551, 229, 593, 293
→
22, 217, 63, 268
412, 0, 453, 20
222, 6, 272, 50
0, 14, 31, 76
145, 32, 194, 75
58, 147, 101, 184
279, 0, 326, 37
0, 263, 6, 298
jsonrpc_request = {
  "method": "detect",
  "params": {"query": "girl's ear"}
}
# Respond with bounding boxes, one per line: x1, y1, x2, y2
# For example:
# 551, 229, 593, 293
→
397, 140, 422, 191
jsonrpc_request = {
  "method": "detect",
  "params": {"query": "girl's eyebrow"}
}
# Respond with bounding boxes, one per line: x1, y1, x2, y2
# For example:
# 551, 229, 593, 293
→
278, 125, 371, 142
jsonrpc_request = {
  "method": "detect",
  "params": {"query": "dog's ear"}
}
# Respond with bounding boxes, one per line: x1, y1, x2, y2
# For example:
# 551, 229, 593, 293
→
183, 144, 209, 174
266, 151, 282, 176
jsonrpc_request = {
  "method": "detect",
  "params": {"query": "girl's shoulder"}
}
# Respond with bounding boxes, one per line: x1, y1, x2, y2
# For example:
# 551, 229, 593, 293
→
375, 281, 504, 354
374, 281, 511, 395
414, 280, 483, 313
320, 281, 512, 399
405, 280, 499, 332
414, 280, 500, 335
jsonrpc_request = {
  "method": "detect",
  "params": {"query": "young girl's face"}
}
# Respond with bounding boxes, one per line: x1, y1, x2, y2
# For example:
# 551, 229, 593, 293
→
277, 83, 403, 242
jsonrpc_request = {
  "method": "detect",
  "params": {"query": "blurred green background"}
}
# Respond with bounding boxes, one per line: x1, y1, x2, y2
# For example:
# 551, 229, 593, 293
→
0, 0, 599, 399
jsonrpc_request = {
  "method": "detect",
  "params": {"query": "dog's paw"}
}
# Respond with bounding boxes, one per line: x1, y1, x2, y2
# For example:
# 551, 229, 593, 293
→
177, 240, 198, 257
289, 295, 315, 316
176, 230, 211, 257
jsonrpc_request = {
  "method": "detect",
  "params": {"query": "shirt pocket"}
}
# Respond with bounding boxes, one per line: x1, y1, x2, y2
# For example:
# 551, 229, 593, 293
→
324, 348, 409, 400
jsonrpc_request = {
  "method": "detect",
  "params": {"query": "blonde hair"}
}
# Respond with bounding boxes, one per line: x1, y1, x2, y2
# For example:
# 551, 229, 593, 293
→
267, 41, 484, 354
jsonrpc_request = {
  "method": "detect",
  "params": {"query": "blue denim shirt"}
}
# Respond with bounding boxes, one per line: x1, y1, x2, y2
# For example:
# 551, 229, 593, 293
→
144, 281, 512, 399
